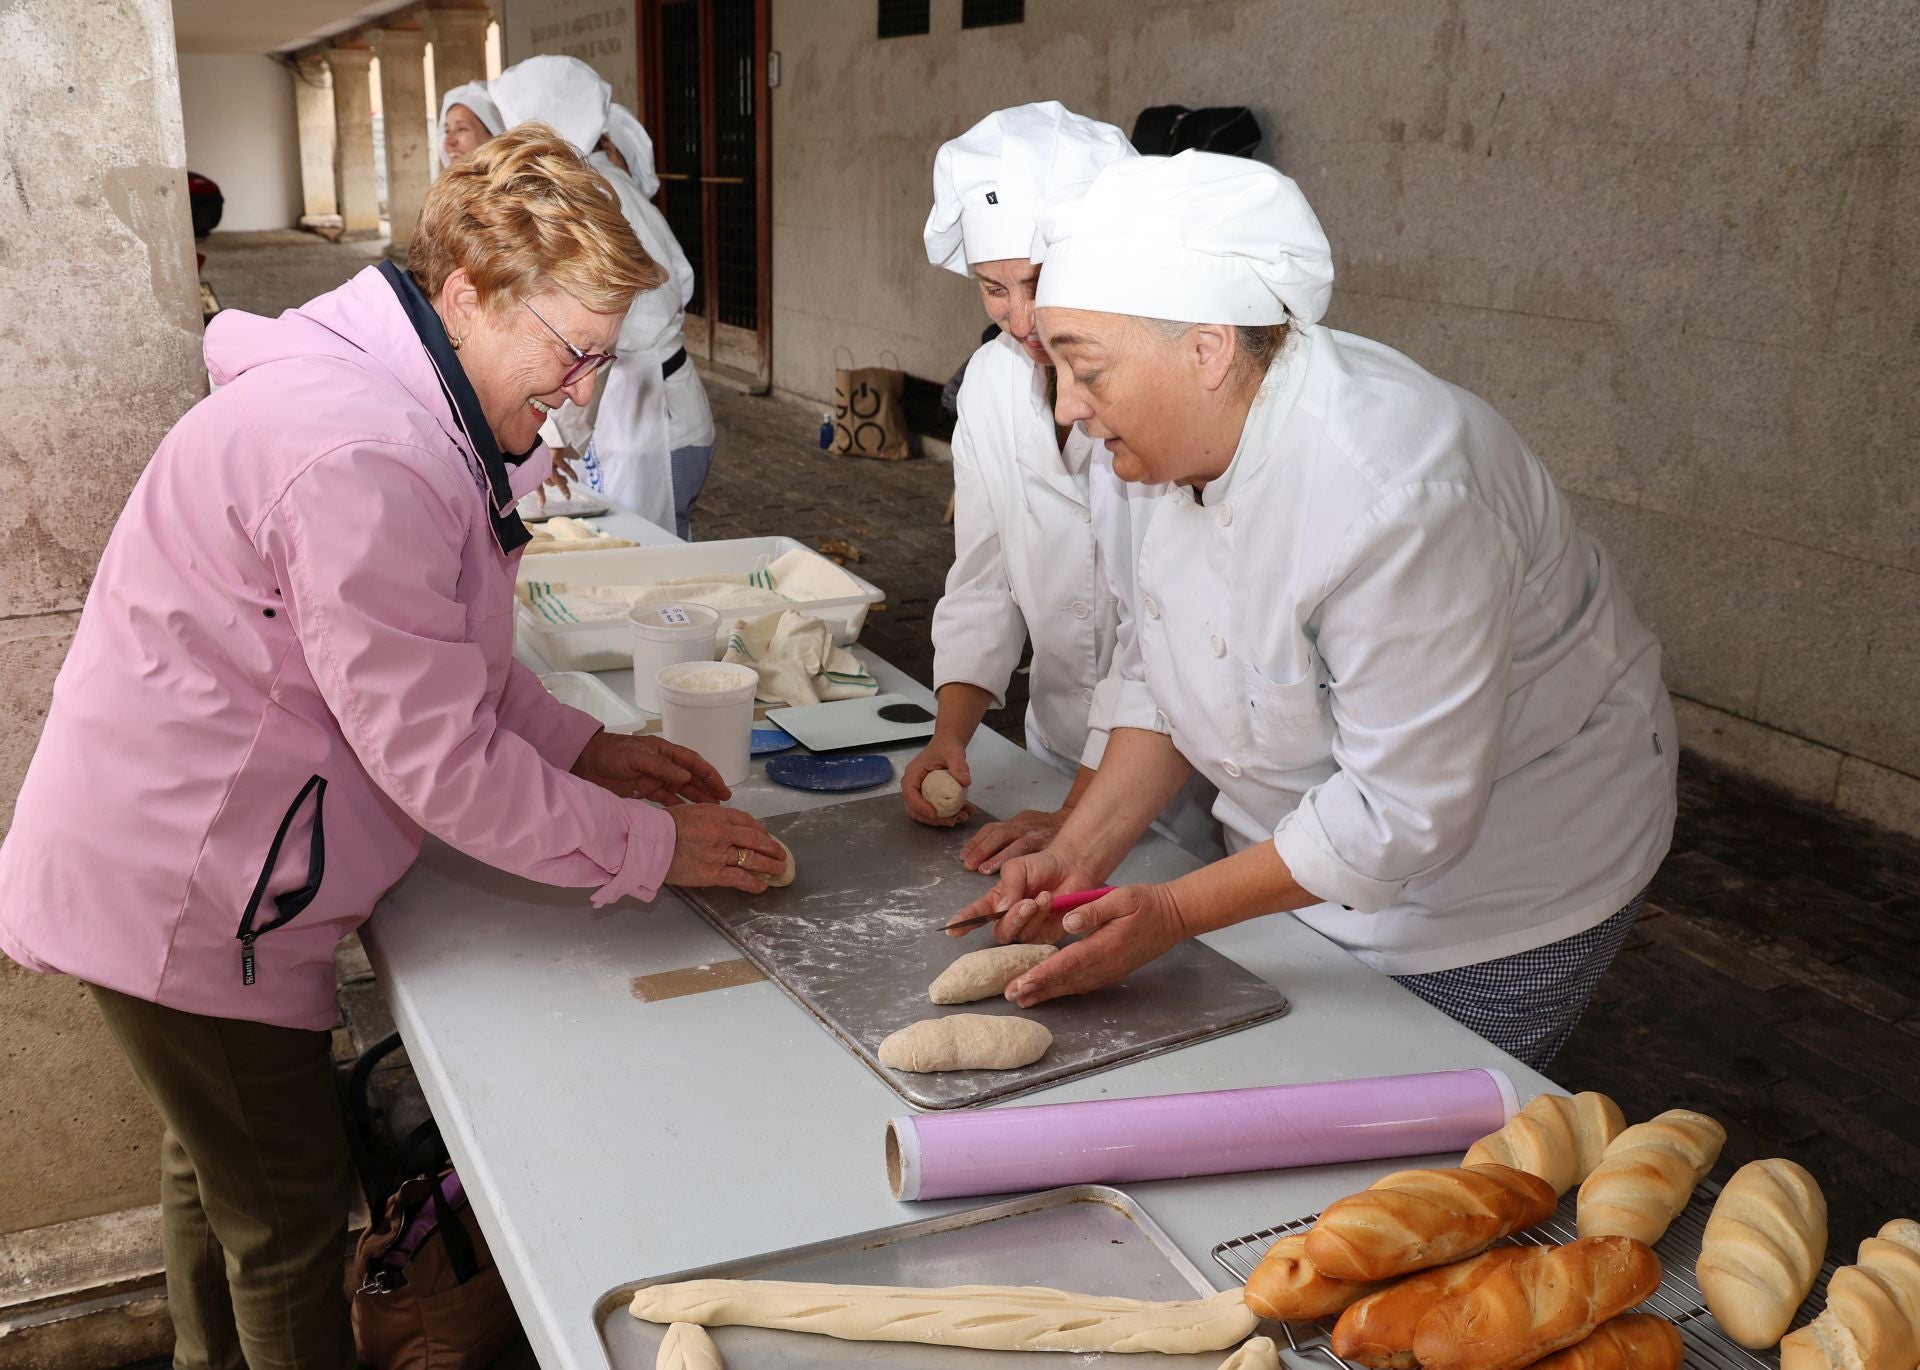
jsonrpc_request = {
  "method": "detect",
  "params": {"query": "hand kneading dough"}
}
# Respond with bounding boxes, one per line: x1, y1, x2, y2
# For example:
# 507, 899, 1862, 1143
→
656, 1322, 722, 1370
628, 1279, 1258, 1354
878, 1014, 1051, 1071
1219, 1335, 1281, 1369
928, 943, 1056, 1004
764, 840, 796, 888
922, 770, 967, 817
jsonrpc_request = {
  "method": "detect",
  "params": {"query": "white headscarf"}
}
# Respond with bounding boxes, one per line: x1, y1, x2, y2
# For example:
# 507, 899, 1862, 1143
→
1033, 150, 1335, 326
605, 104, 659, 198
437, 81, 503, 147
489, 54, 611, 157
924, 101, 1134, 275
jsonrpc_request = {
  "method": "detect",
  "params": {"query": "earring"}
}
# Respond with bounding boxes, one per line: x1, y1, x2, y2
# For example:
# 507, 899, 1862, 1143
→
450, 333, 463, 350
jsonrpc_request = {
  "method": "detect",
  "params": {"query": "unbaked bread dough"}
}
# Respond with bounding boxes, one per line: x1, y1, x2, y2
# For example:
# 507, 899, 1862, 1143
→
921, 770, 966, 818
629, 1279, 1259, 1354
1220, 1335, 1281, 1370
928, 943, 1056, 1004
656, 1322, 722, 1370
877, 1014, 1051, 1072
764, 840, 796, 888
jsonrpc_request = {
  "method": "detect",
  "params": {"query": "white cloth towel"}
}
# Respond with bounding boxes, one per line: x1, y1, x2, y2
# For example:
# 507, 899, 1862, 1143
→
722, 610, 877, 707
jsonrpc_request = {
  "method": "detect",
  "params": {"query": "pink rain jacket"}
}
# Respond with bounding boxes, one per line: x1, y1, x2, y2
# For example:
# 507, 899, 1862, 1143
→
0, 267, 676, 1030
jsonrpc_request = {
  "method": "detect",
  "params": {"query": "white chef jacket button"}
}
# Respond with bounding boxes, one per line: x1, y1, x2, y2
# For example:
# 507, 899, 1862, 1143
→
1222, 760, 1243, 778
1081, 688, 1094, 701
1070, 600, 1091, 619
1209, 634, 1225, 657
1144, 597, 1160, 619
1217, 503, 1232, 528
1077, 507, 1091, 522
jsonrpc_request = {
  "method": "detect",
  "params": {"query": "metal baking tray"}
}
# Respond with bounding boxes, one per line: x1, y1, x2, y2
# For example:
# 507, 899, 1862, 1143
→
595, 1184, 1237, 1367
1212, 1178, 1842, 1368
673, 792, 1289, 1110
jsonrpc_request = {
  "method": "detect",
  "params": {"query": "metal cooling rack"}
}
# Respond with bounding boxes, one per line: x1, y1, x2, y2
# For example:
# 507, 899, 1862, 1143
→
1212, 1179, 1841, 1368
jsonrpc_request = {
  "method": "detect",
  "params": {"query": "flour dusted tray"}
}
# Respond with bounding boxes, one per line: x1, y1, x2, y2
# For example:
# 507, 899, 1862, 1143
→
672, 792, 1289, 1110
595, 1184, 1236, 1368
1211, 1178, 1841, 1368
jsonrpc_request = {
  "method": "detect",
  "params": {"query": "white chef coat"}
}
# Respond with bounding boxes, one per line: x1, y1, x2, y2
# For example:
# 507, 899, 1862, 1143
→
1095, 323, 1678, 974
541, 155, 713, 526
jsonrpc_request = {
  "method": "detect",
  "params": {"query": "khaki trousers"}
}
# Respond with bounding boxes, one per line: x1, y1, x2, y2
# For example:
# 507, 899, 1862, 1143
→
88, 984, 356, 1370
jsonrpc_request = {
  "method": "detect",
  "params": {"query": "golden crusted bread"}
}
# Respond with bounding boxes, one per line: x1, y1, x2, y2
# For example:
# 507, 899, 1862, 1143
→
1305, 1164, 1557, 1282
1779, 1218, 1920, 1370
1465, 1092, 1628, 1195
1527, 1314, 1684, 1370
1243, 1232, 1384, 1323
1412, 1236, 1663, 1370
1697, 1157, 1828, 1349
1329, 1248, 1524, 1369
1576, 1108, 1726, 1244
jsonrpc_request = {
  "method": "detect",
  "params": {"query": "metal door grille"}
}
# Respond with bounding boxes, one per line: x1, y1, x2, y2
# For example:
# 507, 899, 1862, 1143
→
658, 0, 705, 318
878, 0, 931, 38
711, 0, 758, 331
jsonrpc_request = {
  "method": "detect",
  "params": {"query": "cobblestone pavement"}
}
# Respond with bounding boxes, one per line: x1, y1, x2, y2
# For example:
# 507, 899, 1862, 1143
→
209, 232, 1920, 1319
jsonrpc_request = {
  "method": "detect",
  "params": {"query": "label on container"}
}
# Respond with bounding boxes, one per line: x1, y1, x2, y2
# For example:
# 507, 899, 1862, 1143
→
654, 604, 692, 626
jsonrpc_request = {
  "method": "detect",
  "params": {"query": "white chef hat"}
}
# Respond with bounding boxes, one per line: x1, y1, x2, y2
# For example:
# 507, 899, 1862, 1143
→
490, 55, 611, 157
438, 82, 503, 143
924, 101, 1135, 275
1033, 150, 1335, 326
605, 103, 659, 198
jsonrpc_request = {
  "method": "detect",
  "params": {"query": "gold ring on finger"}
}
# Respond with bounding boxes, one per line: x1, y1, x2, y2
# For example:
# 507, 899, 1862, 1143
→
734, 847, 749, 867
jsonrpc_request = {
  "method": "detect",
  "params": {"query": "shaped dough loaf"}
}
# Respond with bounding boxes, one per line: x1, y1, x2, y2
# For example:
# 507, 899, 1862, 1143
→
628, 1279, 1259, 1355
877, 1014, 1051, 1071
922, 770, 967, 817
1218, 1334, 1281, 1369
929, 944, 1056, 1004
765, 840, 796, 888
1465, 1091, 1627, 1195
656, 1322, 722, 1370
1697, 1157, 1827, 1349
1779, 1218, 1920, 1370
1577, 1108, 1726, 1245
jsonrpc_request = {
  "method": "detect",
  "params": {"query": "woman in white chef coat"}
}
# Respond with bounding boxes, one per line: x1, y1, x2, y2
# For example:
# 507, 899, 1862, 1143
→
951, 152, 1678, 1069
904, 102, 1217, 871
493, 59, 715, 537
437, 82, 502, 167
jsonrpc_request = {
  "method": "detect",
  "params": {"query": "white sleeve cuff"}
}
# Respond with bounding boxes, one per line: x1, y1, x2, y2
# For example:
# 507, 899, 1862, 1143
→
1079, 726, 1110, 769
1273, 793, 1410, 914
1097, 677, 1166, 736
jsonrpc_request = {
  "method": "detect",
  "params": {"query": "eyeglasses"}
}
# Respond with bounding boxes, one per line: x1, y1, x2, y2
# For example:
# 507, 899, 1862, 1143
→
520, 299, 617, 388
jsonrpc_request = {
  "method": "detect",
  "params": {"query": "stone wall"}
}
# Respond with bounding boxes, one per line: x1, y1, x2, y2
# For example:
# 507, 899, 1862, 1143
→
767, 0, 1920, 826
498, 0, 640, 107
0, 0, 207, 1231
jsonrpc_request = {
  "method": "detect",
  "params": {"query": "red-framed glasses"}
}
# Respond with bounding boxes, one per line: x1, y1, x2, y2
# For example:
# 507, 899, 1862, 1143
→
521, 298, 616, 388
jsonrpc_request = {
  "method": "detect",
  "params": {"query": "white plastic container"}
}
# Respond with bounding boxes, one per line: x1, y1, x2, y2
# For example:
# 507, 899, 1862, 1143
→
655, 661, 759, 787
538, 671, 646, 733
628, 602, 720, 712
515, 536, 885, 673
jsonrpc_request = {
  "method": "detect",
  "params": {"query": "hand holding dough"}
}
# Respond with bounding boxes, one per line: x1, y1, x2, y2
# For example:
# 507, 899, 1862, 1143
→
1219, 1334, 1281, 1369
922, 770, 966, 818
878, 1014, 1051, 1071
629, 1279, 1259, 1354
656, 1322, 722, 1370
764, 839, 796, 888
929, 943, 1056, 1003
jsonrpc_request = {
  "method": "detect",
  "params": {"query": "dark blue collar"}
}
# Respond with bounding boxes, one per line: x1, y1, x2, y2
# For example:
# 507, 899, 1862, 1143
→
377, 260, 531, 554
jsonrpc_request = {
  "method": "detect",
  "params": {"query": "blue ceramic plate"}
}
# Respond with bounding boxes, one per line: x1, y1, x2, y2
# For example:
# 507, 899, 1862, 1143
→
764, 753, 894, 793
750, 725, 800, 756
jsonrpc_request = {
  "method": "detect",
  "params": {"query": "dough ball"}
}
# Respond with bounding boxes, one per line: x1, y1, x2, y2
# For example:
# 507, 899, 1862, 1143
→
765, 839, 796, 888
1220, 1336, 1281, 1370
921, 770, 967, 818
877, 1013, 1052, 1072
929, 943, 1056, 1004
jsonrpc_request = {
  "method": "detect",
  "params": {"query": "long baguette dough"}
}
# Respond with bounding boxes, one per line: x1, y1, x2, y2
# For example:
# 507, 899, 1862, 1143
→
929, 944, 1056, 1004
628, 1279, 1259, 1354
877, 1014, 1052, 1071
1219, 1334, 1281, 1369
655, 1322, 722, 1370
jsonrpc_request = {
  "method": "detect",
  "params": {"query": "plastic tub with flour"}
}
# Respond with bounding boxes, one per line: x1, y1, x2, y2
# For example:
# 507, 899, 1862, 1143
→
629, 602, 720, 712
655, 661, 759, 787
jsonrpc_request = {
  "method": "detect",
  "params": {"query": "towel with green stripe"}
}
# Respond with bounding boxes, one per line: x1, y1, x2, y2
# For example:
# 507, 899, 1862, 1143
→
722, 609, 878, 707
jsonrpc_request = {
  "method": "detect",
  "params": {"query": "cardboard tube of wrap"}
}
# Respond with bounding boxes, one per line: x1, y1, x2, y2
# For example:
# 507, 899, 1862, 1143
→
886, 1068, 1518, 1201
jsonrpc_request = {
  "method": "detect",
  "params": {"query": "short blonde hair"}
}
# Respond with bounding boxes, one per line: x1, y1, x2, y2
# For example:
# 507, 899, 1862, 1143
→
408, 122, 664, 314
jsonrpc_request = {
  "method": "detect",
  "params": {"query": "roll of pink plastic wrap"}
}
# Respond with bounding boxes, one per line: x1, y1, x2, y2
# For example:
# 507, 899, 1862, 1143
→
886, 1068, 1517, 1201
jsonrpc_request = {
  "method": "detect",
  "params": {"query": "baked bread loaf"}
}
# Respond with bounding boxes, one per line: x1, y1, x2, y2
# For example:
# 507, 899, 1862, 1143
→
1779, 1218, 1920, 1370
1411, 1235, 1663, 1370
1527, 1314, 1684, 1370
1305, 1164, 1557, 1281
1243, 1232, 1384, 1322
1697, 1157, 1828, 1349
1576, 1108, 1726, 1244
1329, 1248, 1524, 1369
1465, 1092, 1628, 1195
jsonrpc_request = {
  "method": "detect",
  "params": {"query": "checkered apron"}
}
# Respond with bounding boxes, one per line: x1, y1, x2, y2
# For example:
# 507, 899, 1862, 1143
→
1389, 891, 1647, 1070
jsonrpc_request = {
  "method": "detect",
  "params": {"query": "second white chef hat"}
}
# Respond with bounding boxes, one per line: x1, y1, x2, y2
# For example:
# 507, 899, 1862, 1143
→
490, 54, 611, 157
604, 104, 659, 198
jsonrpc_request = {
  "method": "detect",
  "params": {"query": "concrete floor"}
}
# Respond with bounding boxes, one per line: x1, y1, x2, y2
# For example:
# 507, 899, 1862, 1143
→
197, 231, 1920, 1361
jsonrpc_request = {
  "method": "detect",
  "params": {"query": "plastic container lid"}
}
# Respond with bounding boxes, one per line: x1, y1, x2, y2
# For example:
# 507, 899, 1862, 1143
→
628, 601, 721, 642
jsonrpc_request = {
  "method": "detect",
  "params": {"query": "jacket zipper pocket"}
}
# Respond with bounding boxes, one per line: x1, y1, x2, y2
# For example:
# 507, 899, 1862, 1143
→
235, 773, 328, 985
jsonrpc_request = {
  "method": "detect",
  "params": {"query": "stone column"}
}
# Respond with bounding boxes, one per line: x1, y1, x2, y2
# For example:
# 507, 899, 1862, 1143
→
369, 28, 432, 252
422, 7, 494, 94
291, 57, 339, 229
326, 45, 381, 239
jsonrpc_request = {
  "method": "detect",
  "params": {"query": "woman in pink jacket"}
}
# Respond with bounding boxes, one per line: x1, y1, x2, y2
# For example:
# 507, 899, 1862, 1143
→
0, 127, 784, 1366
